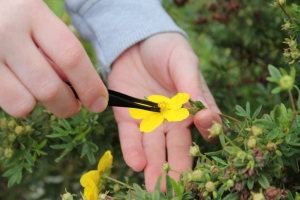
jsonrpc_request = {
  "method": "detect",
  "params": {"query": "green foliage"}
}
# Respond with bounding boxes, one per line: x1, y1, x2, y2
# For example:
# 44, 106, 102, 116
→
2, 0, 300, 200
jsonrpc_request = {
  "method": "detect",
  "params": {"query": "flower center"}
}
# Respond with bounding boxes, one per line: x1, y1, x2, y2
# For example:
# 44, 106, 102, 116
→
158, 101, 169, 112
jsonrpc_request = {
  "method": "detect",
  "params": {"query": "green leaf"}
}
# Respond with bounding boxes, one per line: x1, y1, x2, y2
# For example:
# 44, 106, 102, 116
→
257, 174, 270, 189
55, 148, 71, 163
266, 77, 279, 82
223, 193, 239, 200
247, 177, 254, 190
287, 190, 295, 200
252, 105, 262, 120
170, 178, 184, 198
154, 175, 162, 192
37, 139, 48, 149
59, 118, 72, 131
23, 151, 34, 166
50, 143, 72, 149
219, 135, 225, 147
246, 102, 250, 118
253, 119, 277, 129
235, 105, 249, 118
271, 86, 282, 94
46, 133, 69, 138
268, 64, 282, 79
50, 125, 70, 134
2, 165, 22, 177
212, 156, 228, 166
205, 150, 223, 156
4, 150, 23, 167
166, 174, 173, 200
7, 167, 22, 188
87, 149, 96, 165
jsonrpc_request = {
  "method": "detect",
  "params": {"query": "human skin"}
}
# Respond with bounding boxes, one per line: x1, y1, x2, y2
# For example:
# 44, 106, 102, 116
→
108, 33, 222, 192
0, 0, 222, 193
0, 0, 108, 118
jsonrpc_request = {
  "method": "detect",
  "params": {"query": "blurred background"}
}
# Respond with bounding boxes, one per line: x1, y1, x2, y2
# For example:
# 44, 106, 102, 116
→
0, 0, 293, 199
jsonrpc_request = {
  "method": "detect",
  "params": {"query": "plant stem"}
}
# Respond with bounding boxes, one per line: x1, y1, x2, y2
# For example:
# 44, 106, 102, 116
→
104, 176, 133, 190
221, 132, 240, 150
169, 169, 183, 175
218, 113, 240, 123
276, 0, 293, 23
288, 90, 297, 128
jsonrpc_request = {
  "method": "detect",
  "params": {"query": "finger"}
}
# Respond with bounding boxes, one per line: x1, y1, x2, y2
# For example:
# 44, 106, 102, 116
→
117, 119, 146, 172
6, 40, 81, 118
166, 124, 193, 181
31, 4, 108, 113
194, 109, 222, 142
143, 128, 167, 192
169, 45, 220, 113
0, 63, 36, 118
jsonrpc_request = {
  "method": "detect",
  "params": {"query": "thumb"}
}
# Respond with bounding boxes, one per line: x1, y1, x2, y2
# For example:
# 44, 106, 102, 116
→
194, 109, 222, 142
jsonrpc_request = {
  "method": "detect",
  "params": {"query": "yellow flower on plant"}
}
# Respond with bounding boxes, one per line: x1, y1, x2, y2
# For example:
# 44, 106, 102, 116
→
80, 175, 99, 200
80, 151, 113, 200
129, 93, 190, 133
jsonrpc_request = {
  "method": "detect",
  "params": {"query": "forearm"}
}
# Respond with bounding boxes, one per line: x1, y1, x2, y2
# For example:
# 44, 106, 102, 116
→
64, 0, 187, 79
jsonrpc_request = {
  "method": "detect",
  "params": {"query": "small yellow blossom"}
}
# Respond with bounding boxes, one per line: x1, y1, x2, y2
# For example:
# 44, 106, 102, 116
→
129, 93, 190, 133
81, 175, 99, 200
80, 151, 113, 200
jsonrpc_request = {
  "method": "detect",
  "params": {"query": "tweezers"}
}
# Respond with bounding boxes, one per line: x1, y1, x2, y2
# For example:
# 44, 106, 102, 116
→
66, 83, 160, 112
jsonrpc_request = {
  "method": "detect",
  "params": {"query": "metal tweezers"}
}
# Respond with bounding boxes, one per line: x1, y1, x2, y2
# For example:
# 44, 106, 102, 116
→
67, 83, 160, 112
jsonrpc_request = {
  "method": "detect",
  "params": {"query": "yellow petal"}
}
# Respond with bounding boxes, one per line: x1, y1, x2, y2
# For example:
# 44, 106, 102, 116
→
82, 176, 99, 200
129, 108, 153, 119
169, 93, 190, 109
140, 113, 164, 133
163, 108, 189, 122
80, 170, 99, 187
148, 95, 171, 103
97, 151, 113, 173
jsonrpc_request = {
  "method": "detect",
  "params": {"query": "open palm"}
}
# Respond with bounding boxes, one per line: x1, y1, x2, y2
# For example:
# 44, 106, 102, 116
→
107, 33, 221, 192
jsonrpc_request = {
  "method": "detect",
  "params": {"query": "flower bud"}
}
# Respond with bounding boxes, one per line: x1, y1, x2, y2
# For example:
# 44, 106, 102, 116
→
208, 121, 222, 138
282, 21, 291, 30
247, 138, 257, 149
7, 120, 16, 128
226, 179, 234, 189
15, 125, 25, 135
99, 193, 107, 200
61, 192, 73, 200
8, 134, 17, 142
279, 0, 286, 5
4, 148, 14, 158
210, 166, 219, 174
252, 126, 263, 136
188, 144, 200, 156
205, 181, 215, 192
113, 184, 120, 192
236, 151, 247, 162
0, 118, 7, 129
192, 169, 204, 181
251, 192, 266, 200
279, 75, 294, 90
267, 142, 277, 151
162, 162, 170, 172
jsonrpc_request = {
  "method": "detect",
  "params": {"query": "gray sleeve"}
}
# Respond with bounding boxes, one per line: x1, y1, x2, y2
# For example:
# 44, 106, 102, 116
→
64, 0, 187, 80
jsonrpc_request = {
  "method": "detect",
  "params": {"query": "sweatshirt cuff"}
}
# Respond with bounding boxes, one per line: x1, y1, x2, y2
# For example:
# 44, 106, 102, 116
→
64, 0, 187, 80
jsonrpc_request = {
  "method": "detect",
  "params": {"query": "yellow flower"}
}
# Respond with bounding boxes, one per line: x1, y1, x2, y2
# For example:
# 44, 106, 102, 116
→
81, 175, 99, 200
129, 93, 190, 133
80, 151, 113, 199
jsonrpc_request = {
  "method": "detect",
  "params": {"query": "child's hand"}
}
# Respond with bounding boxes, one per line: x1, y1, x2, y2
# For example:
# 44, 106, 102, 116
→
0, 1, 108, 118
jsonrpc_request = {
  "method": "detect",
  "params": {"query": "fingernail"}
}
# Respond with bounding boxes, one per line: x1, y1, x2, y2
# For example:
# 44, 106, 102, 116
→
90, 96, 107, 112
198, 114, 215, 129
